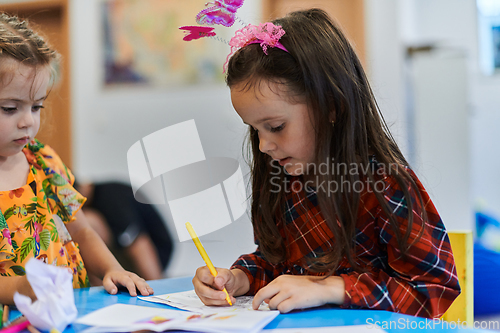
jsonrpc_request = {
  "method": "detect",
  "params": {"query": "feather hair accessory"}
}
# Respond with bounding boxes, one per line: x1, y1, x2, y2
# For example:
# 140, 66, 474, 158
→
223, 22, 288, 71
179, 1, 288, 72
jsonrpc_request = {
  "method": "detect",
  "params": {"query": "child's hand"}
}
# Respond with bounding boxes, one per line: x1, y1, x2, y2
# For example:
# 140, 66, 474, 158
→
17, 275, 36, 300
192, 267, 248, 306
102, 269, 154, 297
252, 275, 345, 313
0, 275, 36, 304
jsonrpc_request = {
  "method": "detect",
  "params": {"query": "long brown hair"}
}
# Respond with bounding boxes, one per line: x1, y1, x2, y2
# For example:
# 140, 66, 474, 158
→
226, 9, 425, 272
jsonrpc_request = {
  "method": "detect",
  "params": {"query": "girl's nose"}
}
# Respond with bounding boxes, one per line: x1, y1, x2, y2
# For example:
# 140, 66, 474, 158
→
259, 135, 277, 154
19, 110, 35, 128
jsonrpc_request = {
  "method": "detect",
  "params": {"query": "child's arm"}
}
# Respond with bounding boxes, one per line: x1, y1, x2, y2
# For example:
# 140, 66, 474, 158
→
193, 266, 250, 306
66, 210, 154, 296
335, 174, 460, 318
0, 275, 35, 305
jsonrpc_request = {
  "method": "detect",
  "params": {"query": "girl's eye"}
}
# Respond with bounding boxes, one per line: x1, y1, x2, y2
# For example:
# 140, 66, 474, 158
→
1, 107, 17, 113
270, 124, 285, 133
32, 105, 44, 112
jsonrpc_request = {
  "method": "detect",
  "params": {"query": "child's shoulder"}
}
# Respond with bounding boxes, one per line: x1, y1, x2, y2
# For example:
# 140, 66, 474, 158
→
369, 155, 418, 185
368, 157, 435, 215
23, 139, 74, 184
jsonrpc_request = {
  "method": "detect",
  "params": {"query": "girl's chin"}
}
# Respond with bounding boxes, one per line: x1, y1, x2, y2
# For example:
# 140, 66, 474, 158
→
0, 150, 23, 161
284, 164, 316, 180
283, 166, 303, 177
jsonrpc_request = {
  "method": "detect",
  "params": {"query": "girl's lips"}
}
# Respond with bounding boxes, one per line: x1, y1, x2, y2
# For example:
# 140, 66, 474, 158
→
278, 157, 291, 166
14, 137, 29, 145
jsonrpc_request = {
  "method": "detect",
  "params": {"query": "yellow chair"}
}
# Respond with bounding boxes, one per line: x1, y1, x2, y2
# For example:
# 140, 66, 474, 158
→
442, 230, 474, 326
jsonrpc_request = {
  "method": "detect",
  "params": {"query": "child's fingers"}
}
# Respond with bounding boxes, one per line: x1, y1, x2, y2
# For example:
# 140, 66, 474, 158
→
102, 276, 119, 295
122, 273, 154, 296
198, 288, 233, 306
121, 277, 138, 297
192, 276, 226, 303
133, 276, 154, 296
266, 291, 292, 312
195, 266, 232, 289
18, 275, 37, 300
252, 284, 280, 310
193, 268, 232, 306
271, 297, 296, 313
102, 271, 154, 297
213, 269, 232, 290
195, 266, 215, 285
104, 273, 138, 296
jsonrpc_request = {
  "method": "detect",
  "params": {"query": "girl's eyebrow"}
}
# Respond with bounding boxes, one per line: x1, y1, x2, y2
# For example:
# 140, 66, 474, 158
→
244, 116, 280, 125
0, 96, 47, 102
256, 116, 280, 124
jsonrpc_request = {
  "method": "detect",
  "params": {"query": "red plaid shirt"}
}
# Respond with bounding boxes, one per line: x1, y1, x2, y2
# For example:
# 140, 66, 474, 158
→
231, 168, 460, 318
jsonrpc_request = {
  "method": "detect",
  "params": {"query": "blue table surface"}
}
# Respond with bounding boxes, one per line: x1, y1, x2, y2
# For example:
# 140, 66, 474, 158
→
6, 277, 496, 333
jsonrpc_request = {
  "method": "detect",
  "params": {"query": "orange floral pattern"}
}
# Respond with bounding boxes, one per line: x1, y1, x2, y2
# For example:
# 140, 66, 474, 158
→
0, 139, 89, 288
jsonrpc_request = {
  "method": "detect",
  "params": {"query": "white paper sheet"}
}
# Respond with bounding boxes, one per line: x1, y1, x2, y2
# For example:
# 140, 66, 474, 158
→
139, 289, 270, 313
76, 303, 278, 333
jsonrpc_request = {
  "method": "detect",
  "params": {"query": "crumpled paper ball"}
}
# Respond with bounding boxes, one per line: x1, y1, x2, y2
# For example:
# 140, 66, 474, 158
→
13, 258, 78, 332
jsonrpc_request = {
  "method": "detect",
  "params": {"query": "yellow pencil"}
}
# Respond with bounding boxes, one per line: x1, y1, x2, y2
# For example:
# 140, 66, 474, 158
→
185, 222, 232, 306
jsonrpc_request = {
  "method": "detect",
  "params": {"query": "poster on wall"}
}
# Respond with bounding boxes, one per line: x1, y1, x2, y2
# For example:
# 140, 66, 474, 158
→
102, 0, 228, 87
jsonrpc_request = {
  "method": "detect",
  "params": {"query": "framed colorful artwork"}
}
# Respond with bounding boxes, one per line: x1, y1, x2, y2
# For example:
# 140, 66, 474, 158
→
102, 0, 229, 87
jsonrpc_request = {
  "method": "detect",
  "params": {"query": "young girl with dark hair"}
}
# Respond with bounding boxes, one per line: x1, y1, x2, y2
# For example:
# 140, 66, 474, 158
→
192, 8, 460, 318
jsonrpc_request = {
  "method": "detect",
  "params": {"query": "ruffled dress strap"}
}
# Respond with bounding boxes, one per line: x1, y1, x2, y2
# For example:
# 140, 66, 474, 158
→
24, 139, 86, 223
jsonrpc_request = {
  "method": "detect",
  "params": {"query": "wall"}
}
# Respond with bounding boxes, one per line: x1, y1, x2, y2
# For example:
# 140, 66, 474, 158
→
364, 0, 407, 159
410, 50, 471, 231
399, 0, 475, 231
364, 0, 493, 231
400, 0, 500, 226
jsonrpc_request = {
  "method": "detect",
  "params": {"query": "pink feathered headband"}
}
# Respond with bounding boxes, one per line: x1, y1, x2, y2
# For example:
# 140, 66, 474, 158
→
224, 22, 288, 71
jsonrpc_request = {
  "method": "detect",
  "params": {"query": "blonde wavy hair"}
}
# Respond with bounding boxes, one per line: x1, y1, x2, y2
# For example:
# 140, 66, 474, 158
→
0, 13, 59, 83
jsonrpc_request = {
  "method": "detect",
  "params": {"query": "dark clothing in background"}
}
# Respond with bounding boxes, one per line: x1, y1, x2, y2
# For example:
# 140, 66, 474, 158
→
85, 182, 173, 270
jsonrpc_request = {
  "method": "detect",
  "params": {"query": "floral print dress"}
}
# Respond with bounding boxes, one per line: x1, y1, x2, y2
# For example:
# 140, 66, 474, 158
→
0, 139, 89, 288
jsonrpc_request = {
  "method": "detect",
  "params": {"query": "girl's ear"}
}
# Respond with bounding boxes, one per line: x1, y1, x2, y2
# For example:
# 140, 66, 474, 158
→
329, 112, 336, 124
